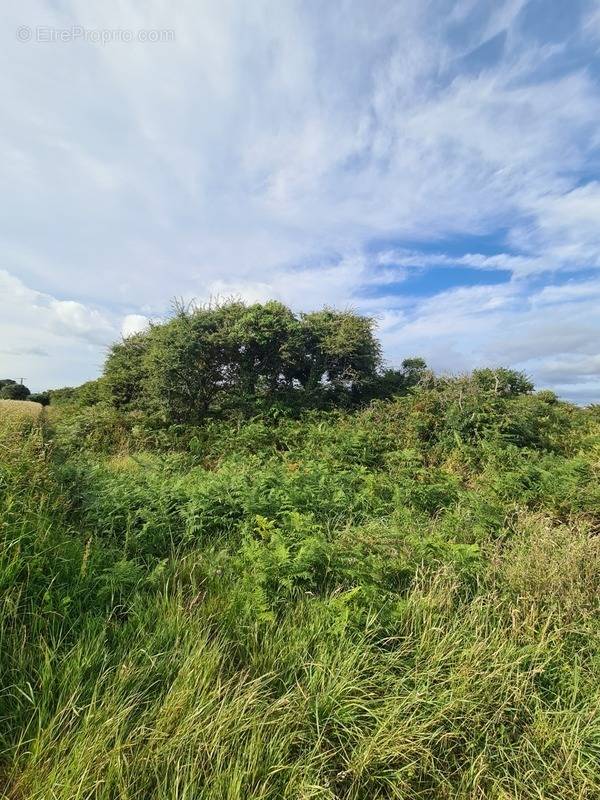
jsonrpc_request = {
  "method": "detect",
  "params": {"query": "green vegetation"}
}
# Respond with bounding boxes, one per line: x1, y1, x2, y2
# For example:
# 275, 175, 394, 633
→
103, 301, 424, 420
0, 379, 31, 401
1, 303, 599, 799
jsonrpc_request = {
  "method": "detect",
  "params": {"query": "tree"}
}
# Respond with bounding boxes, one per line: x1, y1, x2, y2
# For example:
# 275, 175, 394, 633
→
104, 332, 150, 409
0, 382, 31, 401
351, 357, 432, 403
219, 301, 304, 399
401, 357, 429, 387
102, 301, 384, 422
141, 307, 227, 422
299, 309, 381, 397
472, 368, 533, 397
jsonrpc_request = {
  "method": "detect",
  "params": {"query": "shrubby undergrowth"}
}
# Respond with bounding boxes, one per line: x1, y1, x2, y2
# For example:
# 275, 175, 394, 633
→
1, 364, 599, 798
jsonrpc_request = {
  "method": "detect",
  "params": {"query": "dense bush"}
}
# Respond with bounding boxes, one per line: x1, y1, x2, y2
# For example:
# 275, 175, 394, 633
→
0, 380, 30, 400
48, 378, 107, 408
1, 345, 599, 798
103, 301, 430, 422
28, 391, 50, 406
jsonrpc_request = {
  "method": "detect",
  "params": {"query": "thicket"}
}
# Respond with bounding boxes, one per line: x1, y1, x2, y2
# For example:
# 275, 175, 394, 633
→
1, 353, 599, 798
100, 301, 431, 421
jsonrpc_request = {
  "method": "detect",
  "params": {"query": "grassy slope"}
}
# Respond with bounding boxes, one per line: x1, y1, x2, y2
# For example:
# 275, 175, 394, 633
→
0, 396, 599, 799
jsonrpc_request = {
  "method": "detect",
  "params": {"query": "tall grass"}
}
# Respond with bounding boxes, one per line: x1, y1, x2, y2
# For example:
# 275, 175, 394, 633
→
1, 397, 599, 799
0, 400, 42, 419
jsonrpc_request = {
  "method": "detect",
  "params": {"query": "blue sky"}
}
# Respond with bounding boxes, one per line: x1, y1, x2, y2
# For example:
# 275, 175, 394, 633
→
1, 0, 600, 401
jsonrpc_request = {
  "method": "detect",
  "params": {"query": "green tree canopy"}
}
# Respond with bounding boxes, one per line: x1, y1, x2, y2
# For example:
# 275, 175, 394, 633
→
103, 301, 388, 422
0, 382, 31, 401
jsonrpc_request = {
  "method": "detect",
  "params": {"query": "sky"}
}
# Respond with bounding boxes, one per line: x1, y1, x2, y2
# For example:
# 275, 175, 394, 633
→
1, 1, 600, 402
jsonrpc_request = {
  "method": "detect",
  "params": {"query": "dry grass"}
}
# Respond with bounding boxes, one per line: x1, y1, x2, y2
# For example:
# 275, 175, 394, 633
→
0, 399, 43, 420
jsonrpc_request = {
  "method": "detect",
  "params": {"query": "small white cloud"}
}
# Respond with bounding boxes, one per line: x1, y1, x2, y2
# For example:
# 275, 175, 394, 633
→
48, 299, 114, 343
121, 314, 150, 338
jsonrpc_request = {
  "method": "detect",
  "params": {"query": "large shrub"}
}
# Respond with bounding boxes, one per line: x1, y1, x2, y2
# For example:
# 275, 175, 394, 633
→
0, 382, 30, 400
28, 391, 50, 406
104, 301, 385, 423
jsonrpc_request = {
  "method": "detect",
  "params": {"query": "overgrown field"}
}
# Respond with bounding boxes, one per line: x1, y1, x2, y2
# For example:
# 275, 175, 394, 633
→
1, 383, 599, 799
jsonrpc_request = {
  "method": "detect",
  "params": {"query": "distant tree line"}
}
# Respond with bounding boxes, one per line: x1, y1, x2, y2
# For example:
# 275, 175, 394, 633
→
0, 378, 49, 405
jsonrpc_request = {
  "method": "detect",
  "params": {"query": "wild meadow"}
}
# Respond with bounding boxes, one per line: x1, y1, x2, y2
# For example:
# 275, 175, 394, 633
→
1, 302, 599, 799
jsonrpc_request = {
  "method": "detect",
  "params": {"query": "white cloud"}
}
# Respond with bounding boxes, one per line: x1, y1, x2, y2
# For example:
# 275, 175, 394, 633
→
0, 270, 117, 389
121, 314, 150, 338
583, 5, 600, 43
377, 275, 600, 402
